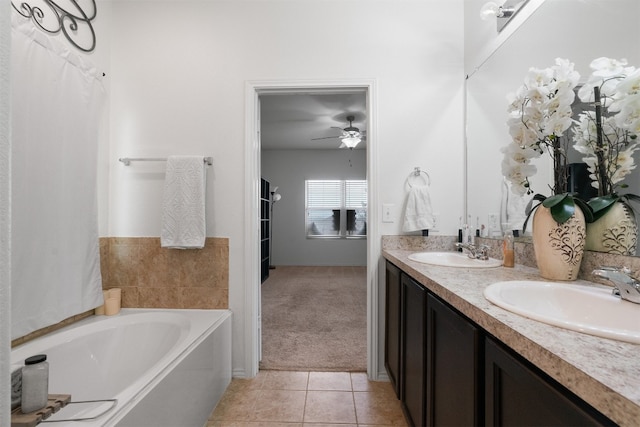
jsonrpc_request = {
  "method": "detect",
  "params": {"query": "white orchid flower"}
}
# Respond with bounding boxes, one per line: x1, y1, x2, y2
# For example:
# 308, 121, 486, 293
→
502, 58, 581, 196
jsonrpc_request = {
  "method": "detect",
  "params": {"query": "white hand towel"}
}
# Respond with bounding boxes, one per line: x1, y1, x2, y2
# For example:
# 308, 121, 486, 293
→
402, 185, 435, 232
161, 156, 207, 249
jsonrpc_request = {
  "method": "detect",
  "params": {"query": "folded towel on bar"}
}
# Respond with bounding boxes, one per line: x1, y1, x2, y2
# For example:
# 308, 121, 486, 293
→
402, 184, 435, 232
161, 156, 207, 249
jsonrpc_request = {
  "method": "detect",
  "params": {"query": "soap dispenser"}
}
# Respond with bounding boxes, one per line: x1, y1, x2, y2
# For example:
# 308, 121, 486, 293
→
502, 231, 514, 268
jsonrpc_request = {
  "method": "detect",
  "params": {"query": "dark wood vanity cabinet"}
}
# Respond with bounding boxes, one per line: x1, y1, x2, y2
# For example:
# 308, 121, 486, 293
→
386, 263, 479, 426
401, 273, 428, 427
384, 260, 614, 427
485, 337, 614, 426
384, 262, 402, 398
426, 293, 480, 426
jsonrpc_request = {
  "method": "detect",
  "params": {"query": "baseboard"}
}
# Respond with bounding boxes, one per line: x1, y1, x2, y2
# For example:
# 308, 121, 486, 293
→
376, 371, 390, 382
232, 368, 250, 378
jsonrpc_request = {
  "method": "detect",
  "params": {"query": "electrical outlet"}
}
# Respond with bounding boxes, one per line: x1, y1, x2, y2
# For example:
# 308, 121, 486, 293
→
488, 213, 500, 237
382, 204, 394, 223
431, 212, 440, 232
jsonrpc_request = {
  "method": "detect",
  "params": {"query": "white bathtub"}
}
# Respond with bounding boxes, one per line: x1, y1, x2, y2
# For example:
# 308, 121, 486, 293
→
11, 309, 232, 427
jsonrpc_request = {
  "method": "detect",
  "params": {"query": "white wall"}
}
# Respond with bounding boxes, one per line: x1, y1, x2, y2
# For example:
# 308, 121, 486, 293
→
1, 0, 11, 421
262, 149, 367, 266
105, 0, 464, 376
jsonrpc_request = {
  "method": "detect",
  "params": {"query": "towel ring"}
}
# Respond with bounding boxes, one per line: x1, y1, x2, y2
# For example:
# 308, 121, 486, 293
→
406, 167, 430, 188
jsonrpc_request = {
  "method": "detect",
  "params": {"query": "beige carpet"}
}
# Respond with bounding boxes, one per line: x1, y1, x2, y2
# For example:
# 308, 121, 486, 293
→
260, 266, 367, 372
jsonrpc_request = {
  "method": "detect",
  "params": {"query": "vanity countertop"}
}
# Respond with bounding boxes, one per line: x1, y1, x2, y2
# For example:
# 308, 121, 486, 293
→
383, 248, 640, 427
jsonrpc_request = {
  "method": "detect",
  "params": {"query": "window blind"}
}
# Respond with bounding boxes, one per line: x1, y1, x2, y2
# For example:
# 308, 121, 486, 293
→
306, 180, 342, 208
306, 179, 367, 238
346, 180, 367, 209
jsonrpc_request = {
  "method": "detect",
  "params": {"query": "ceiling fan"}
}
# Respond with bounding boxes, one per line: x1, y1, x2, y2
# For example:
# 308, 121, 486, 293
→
312, 115, 366, 149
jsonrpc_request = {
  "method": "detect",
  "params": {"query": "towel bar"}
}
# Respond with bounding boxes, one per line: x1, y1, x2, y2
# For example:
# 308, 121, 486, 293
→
119, 157, 213, 166
407, 167, 430, 187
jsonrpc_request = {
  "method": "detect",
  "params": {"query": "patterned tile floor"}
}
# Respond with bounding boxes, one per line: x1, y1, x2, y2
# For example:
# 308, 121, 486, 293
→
207, 370, 408, 426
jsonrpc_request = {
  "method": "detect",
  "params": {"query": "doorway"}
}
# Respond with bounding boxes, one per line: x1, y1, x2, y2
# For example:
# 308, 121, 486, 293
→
244, 79, 380, 379
260, 91, 367, 371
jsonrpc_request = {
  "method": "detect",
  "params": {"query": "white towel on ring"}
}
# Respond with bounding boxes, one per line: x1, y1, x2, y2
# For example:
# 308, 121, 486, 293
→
161, 156, 207, 249
402, 185, 435, 232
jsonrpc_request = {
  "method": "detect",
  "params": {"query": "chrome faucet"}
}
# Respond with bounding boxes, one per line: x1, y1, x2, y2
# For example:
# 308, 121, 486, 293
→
455, 243, 490, 260
592, 266, 640, 304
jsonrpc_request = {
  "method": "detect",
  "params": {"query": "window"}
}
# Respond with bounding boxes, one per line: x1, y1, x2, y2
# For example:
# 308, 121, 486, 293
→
306, 180, 367, 238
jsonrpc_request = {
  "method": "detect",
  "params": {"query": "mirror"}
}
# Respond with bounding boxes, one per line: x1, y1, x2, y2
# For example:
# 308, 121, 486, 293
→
465, 0, 546, 78
466, 0, 640, 255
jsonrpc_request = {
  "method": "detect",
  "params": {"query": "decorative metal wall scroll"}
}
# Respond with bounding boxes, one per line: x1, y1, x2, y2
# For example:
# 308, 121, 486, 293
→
12, 0, 97, 52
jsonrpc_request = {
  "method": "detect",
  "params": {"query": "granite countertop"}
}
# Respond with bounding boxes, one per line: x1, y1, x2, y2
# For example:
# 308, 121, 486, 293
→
382, 246, 640, 426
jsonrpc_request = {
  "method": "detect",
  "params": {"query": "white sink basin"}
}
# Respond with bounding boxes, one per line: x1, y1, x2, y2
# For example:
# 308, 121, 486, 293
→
408, 252, 502, 268
484, 280, 640, 344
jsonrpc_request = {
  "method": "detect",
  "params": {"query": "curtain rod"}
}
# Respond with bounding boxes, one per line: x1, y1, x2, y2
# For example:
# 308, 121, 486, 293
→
118, 157, 213, 166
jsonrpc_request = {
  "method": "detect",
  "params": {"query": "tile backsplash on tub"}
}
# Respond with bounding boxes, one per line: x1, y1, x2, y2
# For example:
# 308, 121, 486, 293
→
100, 237, 229, 309
13, 237, 229, 347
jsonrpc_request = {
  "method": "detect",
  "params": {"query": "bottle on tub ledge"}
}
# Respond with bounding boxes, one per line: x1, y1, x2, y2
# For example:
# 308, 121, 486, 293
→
95, 288, 122, 316
21, 354, 49, 413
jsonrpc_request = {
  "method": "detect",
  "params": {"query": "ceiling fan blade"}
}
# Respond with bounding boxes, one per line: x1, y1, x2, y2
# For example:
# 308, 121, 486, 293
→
312, 114, 367, 145
311, 135, 341, 141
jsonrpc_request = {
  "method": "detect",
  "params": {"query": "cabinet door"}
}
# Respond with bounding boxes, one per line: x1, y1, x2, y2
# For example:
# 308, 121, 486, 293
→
427, 293, 480, 427
401, 273, 427, 427
485, 337, 614, 426
385, 261, 402, 398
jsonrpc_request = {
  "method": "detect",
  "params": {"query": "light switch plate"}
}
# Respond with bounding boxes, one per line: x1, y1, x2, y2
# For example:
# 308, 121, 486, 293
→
382, 204, 394, 223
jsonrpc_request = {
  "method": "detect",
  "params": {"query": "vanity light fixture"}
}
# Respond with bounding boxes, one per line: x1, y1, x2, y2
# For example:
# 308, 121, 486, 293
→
480, 0, 528, 32
480, 2, 514, 20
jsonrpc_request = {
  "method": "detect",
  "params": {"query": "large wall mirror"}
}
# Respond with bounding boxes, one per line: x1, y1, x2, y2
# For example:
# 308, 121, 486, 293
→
466, 0, 640, 255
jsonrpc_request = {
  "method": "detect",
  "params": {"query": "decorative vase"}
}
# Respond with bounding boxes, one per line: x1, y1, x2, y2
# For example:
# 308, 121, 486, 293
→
585, 202, 638, 256
532, 205, 586, 281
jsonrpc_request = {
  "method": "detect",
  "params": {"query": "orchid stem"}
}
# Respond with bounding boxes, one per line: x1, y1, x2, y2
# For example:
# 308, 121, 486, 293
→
593, 86, 609, 196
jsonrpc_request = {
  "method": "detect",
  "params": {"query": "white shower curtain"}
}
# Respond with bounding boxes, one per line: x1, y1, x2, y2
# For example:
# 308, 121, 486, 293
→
11, 16, 105, 339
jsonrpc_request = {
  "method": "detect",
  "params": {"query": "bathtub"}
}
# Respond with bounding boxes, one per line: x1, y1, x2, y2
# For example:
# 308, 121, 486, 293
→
11, 309, 232, 427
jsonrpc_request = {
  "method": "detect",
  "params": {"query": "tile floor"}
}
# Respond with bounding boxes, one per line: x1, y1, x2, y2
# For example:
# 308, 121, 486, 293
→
207, 370, 408, 426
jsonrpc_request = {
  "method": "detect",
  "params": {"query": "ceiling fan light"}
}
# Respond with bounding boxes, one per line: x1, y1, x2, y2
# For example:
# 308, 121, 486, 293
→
341, 136, 361, 149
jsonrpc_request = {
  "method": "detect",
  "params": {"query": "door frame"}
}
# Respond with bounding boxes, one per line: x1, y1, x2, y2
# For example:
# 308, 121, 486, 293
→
244, 78, 380, 378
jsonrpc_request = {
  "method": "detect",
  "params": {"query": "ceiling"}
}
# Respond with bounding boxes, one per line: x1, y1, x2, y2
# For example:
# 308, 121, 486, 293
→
260, 92, 367, 150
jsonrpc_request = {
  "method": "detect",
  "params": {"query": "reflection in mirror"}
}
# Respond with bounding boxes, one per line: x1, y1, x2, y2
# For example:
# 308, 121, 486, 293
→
466, 0, 640, 255
465, 0, 546, 78
480, 0, 530, 33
